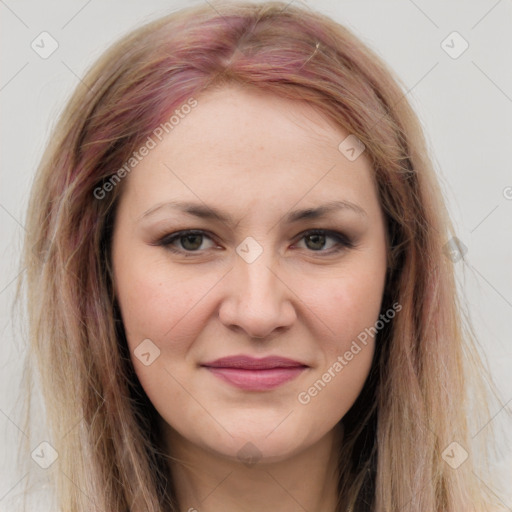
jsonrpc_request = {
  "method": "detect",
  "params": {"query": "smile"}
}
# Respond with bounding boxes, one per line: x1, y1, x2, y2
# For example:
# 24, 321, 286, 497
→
201, 355, 309, 391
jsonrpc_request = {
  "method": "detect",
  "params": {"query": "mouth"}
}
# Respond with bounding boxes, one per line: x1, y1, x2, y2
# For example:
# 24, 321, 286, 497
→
200, 355, 309, 391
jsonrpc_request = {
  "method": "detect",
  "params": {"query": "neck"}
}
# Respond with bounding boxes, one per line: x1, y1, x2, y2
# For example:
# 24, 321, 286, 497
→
162, 422, 344, 512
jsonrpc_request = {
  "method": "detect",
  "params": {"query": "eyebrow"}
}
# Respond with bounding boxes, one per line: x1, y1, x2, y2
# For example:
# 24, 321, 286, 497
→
139, 199, 367, 225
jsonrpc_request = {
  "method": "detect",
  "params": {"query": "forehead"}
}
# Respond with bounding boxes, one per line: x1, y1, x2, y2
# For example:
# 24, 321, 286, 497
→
117, 84, 379, 218
158, 85, 357, 164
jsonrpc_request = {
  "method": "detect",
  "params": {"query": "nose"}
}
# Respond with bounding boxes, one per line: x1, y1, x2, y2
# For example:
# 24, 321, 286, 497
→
218, 249, 297, 340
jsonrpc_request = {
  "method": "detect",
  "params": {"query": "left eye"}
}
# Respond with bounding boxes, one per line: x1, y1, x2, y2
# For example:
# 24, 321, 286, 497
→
293, 230, 353, 253
155, 229, 353, 256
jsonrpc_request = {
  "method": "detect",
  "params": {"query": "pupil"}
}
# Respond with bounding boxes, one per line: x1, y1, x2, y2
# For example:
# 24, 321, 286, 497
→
306, 233, 325, 250
182, 234, 202, 250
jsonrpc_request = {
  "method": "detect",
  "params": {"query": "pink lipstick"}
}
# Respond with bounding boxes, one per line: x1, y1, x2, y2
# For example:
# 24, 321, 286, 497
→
201, 355, 308, 391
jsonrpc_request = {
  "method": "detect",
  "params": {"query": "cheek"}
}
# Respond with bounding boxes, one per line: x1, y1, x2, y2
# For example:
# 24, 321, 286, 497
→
312, 262, 386, 348
115, 268, 175, 342
294, 274, 383, 421
296, 254, 386, 405
113, 249, 230, 364
304, 284, 378, 398
113, 257, 211, 406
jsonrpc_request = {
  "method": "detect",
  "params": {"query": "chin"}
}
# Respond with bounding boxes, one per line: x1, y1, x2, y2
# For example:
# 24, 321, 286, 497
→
213, 438, 303, 466
199, 420, 316, 465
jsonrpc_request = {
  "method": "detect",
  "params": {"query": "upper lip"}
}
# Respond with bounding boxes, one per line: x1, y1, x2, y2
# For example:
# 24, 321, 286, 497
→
201, 355, 308, 370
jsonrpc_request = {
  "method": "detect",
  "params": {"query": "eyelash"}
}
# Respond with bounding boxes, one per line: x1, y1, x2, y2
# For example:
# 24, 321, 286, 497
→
154, 229, 355, 257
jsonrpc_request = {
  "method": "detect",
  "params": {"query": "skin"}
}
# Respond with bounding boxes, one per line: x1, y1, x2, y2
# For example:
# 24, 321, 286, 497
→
111, 84, 388, 512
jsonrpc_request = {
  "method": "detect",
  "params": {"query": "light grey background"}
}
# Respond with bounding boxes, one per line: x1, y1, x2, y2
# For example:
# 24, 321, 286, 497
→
1, 0, 511, 510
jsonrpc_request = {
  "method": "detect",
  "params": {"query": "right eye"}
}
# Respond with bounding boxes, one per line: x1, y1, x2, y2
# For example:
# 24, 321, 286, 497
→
155, 229, 219, 256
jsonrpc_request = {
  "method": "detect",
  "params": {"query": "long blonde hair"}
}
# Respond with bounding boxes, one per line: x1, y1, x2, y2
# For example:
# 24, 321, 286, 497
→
18, 1, 504, 510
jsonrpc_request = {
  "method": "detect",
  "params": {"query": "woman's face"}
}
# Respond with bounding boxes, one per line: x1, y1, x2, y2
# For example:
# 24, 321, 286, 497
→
111, 85, 388, 463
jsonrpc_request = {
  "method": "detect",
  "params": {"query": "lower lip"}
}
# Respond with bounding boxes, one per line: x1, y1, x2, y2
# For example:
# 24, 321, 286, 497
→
204, 367, 307, 390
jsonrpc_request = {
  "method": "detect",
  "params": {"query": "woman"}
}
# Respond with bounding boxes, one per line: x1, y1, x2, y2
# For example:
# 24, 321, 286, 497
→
20, 1, 505, 510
